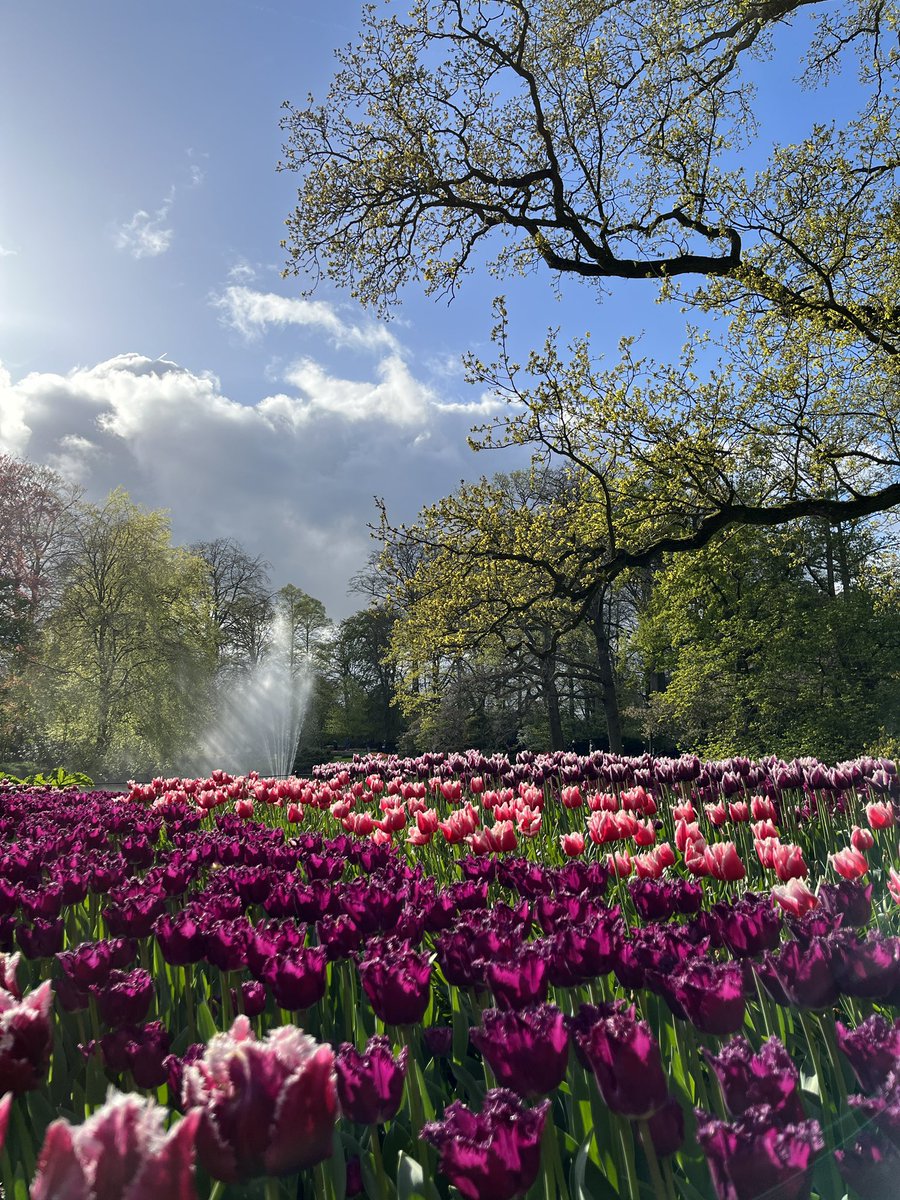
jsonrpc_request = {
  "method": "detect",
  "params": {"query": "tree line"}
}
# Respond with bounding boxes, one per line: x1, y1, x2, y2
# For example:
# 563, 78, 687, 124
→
0, 456, 400, 778
275, 0, 900, 763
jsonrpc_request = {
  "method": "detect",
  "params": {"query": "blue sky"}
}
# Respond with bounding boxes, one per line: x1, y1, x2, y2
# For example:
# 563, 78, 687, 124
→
0, 2, 845, 617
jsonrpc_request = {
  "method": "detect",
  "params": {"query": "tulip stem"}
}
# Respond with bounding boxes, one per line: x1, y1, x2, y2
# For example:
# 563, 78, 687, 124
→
616, 1115, 639, 1200
370, 1128, 390, 1200
818, 1014, 848, 1105
638, 1119, 667, 1200
264, 1179, 281, 1200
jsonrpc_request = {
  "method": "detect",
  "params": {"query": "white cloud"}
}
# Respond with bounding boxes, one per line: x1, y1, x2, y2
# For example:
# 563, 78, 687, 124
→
281, 354, 436, 425
114, 192, 175, 259
214, 285, 400, 353
0, 244, 15, 258
0, 350, 507, 617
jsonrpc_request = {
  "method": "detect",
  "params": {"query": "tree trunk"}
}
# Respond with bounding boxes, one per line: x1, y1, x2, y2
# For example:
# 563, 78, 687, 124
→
540, 654, 565, 750
590, 592, 624, 754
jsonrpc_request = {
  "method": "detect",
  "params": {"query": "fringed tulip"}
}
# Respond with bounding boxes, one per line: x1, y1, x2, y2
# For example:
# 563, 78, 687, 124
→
183, 1015, 337, 1182
31, 1090, 200, 1200
581, 1006, 668, 1118
696, 1106, 822, 1200
0, 978, 53, 1092
422, 1089, 549, 1200
470, 1004, 569, 1098
704, 1037, 805, 1124
335, 1035, 408, 1124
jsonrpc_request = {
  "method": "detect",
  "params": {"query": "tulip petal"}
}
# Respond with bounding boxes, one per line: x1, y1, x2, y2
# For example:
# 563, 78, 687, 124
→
128, 1108, 201, 1200
30, 1119, 91, 1200
264, 1044, 337, 1176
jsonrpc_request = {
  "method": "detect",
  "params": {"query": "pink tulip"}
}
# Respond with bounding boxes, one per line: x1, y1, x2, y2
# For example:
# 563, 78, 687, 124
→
866, 801, 895, 830
183, 1016, 337, 1183
772, 879, 818, 918
31, 1090, 200, 1200
560, 786, 583, 809
704, 842, 746, 883
750, 795, 777, 821
0, 979, 53, 1094
851, 825, 875, 852
771, 842, 808, 883
889, 867, 900, 905
560, 832, 585, 858
831, 847, 869, 881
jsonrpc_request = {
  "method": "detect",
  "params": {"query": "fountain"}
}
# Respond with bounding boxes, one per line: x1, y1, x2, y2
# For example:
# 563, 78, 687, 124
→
193, 611, 313, 777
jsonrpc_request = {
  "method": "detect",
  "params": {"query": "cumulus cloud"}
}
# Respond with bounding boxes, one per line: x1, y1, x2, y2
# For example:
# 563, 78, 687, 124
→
214, 286, 400, 353
114, 191, 175, 259
0, 350, 505, 616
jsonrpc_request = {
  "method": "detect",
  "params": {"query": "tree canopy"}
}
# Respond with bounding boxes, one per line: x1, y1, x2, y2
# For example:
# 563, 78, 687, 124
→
283, 0, 900, 581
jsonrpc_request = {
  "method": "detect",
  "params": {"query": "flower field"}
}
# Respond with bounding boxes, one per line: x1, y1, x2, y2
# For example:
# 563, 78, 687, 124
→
0, 750, 898, 1199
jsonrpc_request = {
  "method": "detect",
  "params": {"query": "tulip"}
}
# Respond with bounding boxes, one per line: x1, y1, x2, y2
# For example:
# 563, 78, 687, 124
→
830, 930, 900, 1001
335, 1035, 408, 1124
758, 939, 838, 1009
0, 978, 53, 1093
866, 800, 895, 829
831, 846, 869, 880
890, 866, 900, 906
647, 1094, 685, 1157
183, 1015, 337, 1182
581, 1005, 668, 1118
93, 968, 154, 1028
851, 824, 876, 852
836, 1131, 900, 1199
704, 842, 746, 882
671, 959, 746, 1036
704, 1037, 805, 1125
422, 1089, 549, 1200
772, 878, 818, 918
30, 1089, 200, 1200
264, 946, 328, 1011
816, 879, 872, 927
358, 942, 432, 1026
485, 944, 548, 1010
835, 1015, 900, 1093
771, 842, 807, 882
560, 831, 585, 857
717, 895, 783, 958
696, 1105, 822, 1200
470, 1004, 569, 1098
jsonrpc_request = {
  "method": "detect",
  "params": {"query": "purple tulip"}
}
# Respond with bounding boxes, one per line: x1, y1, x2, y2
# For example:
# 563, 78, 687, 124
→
358, 941, 431, 1026
335, 1035, 408, 1124
581, 1006, 668, 1119
153, 912, 206, 966
234, 980, 267, 1017
830, 930, 900, 1001
30, 1091, 200, 1200
696, 1105, 823, 1200
470, 1005, 569, 1098
836, 1130, 900, 1199
15, 917, 64, 959
671, 959, 746, 1036
422, 1088, 549, 1200
93, 968, 154, 1028
850, 1073, 900, 1151
836, 1015, 900, 1093
182, 1015, 337, 1182
648, 1094, 685, 1157
423, 1025, 453, 1058
485, 944, 548, 1010
704, 1037, 805, 1124
716, 895, 783, 959
817, 879, 873, 927
264, 946, 327, 1011
758, 938, 838, 1009
99, 1021, 172, 1088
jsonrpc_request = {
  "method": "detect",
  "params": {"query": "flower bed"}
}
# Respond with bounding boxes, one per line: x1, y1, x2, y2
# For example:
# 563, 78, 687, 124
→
0, 750, 897, 1198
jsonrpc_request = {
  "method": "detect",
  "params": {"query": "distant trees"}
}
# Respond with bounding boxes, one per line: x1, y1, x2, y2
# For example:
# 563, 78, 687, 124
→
31, 490, 218, 775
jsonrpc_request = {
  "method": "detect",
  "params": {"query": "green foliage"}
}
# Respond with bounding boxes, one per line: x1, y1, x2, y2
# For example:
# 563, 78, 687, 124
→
0, 766, 93, 790
28, 490, 218, 777
631, 521, 900, 759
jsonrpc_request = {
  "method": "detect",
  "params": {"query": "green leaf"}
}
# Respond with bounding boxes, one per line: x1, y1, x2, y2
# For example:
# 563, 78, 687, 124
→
396, 1150, 439, 1200
195, 1002, 219, 1043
